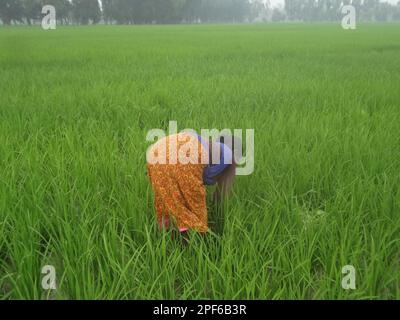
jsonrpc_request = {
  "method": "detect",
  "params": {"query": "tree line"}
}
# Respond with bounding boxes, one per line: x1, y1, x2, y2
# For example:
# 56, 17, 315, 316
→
0, 0, 399, 25
282, 0, 400, 22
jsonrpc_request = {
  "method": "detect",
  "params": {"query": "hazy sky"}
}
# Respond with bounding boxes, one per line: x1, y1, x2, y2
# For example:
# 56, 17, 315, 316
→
268, 0, 399, 7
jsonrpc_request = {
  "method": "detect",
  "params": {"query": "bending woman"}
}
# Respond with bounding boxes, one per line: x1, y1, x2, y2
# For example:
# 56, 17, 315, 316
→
147, 132, 236, 233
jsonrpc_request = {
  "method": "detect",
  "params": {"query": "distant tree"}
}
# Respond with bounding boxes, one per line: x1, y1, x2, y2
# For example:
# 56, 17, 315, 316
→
102, 0, 159, 24
183, 0, 202, 22
134, 0, 155, 24
284, 0, 303, 21
360, 0, 378, 21
102, 0, 120, 24
326, 0, 342, 21
103, 0, 132, 24
375, 2, 392, 22
55, 0, 73, 25
72, 0, 101, 24
197, 0, 251, 23
248, 0, 270, 22
302, 0, 315, 22
21, 0, 42, 25
394, 1, 400, 21
152, 0, 186, 24
271, 7, 286, 21
0, 0, 24, 25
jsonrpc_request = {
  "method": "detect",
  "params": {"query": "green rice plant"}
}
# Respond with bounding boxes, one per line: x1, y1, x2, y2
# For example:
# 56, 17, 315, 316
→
0, 23, 399, 299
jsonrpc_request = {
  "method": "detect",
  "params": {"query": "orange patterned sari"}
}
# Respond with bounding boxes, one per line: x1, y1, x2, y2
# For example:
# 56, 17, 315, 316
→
147, 133, 209, 233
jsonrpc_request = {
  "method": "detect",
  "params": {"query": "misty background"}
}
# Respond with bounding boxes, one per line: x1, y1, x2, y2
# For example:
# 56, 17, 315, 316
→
0, 0, 399, 25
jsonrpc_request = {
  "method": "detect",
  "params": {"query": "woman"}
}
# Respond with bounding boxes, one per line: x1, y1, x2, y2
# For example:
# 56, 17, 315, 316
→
147, 132, 236, 234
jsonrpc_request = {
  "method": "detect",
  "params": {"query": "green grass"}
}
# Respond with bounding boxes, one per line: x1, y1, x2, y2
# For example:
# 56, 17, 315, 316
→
0, 23, 400, 299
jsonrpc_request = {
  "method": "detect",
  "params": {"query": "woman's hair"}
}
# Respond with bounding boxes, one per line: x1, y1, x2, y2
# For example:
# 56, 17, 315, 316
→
213, 156, 237, 201
210, 134, 239, 201
218, 134, 242, 165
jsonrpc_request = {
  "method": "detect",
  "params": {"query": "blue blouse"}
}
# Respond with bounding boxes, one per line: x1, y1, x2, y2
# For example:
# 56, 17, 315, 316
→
197, 135, 233, 186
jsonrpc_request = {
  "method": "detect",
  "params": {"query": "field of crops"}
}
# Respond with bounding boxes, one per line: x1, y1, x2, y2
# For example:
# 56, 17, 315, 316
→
0, 24, 399, 299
